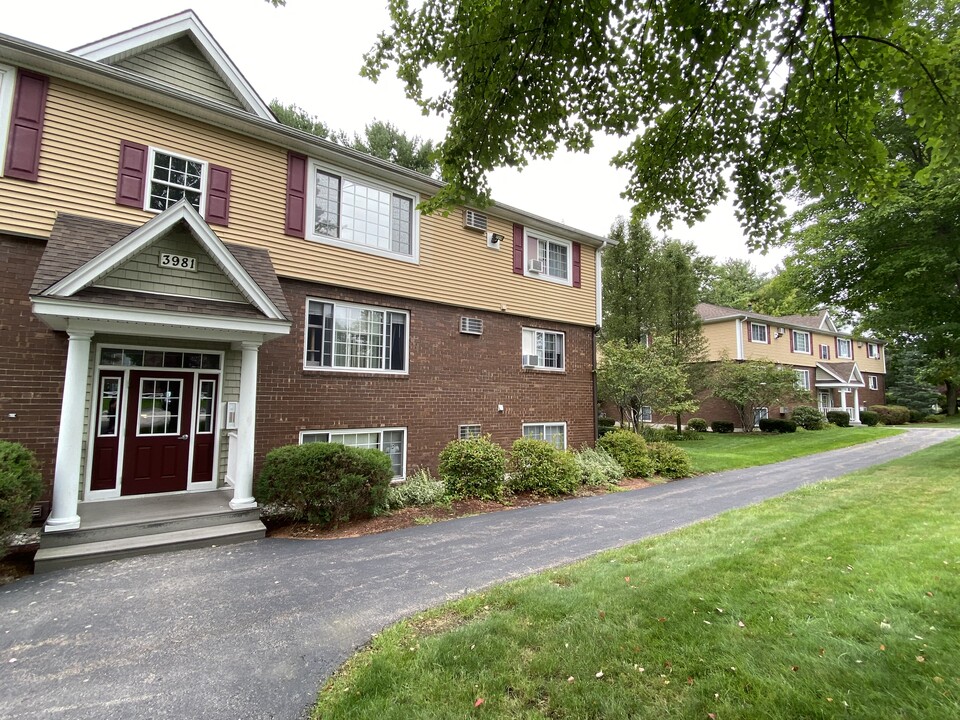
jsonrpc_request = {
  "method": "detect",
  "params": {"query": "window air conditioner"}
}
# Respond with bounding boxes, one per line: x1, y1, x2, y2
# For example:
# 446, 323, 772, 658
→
527, 259, 543, 274
522, 354, 539, 368
459, 317, 483, 335
463, 209, 488, 232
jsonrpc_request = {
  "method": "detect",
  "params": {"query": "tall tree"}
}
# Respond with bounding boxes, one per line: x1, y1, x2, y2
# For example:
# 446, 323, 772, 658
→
269, 100, 330, 139
701, 258, 767, 309
712, 359, 810, 431
601, 218, 659, 344
750, 263, 819, 318
886, 348, 942, 413
364, 1, 960, 245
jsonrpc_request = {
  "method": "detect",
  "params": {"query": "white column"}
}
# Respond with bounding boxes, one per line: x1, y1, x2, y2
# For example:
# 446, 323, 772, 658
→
45, 330, 93, 532
851, 388, 861, 424
839, 388, 848, 420
230, 340, 260, 510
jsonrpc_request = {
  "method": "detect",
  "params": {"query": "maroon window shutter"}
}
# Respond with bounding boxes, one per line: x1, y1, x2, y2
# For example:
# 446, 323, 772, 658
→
572, 242, 582, 288
789, 330, 795, 353
285, 151, 307, 237
512, 223, 524, 274
205, 164, 231, 226
4, 70, 49, 182
766, 325, 771, 344
115, 140, 148, 207
849, 340, 854, 360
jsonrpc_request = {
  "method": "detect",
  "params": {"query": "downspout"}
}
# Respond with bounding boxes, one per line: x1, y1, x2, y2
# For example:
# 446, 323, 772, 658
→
593, 240, 607, 442
735, 318, 745, 360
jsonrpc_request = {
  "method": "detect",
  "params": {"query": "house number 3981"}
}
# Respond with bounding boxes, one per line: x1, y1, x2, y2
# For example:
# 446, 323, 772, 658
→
159, 253, 197, 272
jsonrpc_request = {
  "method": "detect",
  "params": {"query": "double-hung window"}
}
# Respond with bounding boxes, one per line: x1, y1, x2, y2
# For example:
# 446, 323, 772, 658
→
521, 328, 565, 370
836, 337, 852, 359
792, 330, 811, 354
0, 64, 16, 175
819, 344, 831, 360
868, 375, 878, 390
753, 407, 769, 426
305, 299, 408, 373
309, 161, 417, 261
458, 424, 482, 440
795, 369, 811, 391
524, 229, 571, 284
867, 342, 880, 359
522, 422, 567, 449
301, 428, 406, 478
148, 148, 205, 213
750, 322, 768, 343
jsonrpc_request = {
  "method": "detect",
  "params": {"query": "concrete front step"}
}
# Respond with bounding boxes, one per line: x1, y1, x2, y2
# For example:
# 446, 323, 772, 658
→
33, 519, 266, 574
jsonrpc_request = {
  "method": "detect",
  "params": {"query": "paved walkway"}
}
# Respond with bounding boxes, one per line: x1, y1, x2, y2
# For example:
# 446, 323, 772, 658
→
1, 428, 956, 720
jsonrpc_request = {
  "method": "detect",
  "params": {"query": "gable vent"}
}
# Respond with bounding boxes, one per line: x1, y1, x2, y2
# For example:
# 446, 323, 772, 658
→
460, 317, 483, 335
463, 209, 488, 232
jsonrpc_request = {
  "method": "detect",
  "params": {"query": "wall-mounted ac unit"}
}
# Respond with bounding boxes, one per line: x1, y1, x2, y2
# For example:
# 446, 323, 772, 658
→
527, 259, 543, 274
522, 354, 539, 368
459, 317, 483, 335
463, 209, 488, 232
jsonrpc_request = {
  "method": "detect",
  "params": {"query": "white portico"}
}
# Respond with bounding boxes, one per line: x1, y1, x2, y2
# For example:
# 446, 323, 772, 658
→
816, 362, 866, 424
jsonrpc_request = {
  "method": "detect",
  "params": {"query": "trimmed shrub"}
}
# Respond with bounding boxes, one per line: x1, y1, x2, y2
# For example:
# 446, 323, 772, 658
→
923, 414, 946, 423
384, 468, 446, 510
758, 418, 797, 433
597, 416, 616, 429
256, 442, 392, 525
509, 438, 580, 496
574, 446, 624, 486
711, 420, 735, 434
640, 426, 682, 443
438, 435, 507, 500
870, 405, 911, 425
908, 409, 927, 423
859, 410, 880, 427
826, 410, 851, 427
647, 442, 693, 479
687, 418, 708, 432
0, 441, 43, 552
596, 429, 655, 477
791, 406, 825, 431
679, 428, 704, 441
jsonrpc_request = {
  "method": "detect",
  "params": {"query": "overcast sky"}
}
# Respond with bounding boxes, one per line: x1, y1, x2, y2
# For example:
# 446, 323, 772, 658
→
5, 0, 788, 272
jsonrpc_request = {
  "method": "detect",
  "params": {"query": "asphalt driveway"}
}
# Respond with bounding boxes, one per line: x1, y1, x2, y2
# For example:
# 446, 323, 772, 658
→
1, 428, 956, 720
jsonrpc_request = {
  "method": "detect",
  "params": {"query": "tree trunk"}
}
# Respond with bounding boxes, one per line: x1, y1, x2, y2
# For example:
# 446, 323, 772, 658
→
675, 413, 682, 433
946, 380, 958, 416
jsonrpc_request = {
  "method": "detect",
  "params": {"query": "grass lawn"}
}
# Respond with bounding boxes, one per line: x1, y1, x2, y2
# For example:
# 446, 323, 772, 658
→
314, 439, 960, 720
683, 426, 903, 474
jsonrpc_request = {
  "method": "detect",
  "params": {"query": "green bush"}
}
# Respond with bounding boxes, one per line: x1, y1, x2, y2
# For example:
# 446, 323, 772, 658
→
679, 428, 704, 441
826, 410, 851, 427
256, 442, 392, 525
790, 406, 825, 431
640, 426, 682, 442
438, 435, 507, 500
597, 416, 616, 429
0, 441, 43, 552
687, 418, 708, 432
859, 410, 880, 426
908, 409, 927, 423
647, 442, 693, 479
923, 414, 946, 423
711, 420, 735, 434
870, 405, 911, 425
758, 418, 798, 433
596, 429, 655, 477
574, 446, 625, 486
384, 468, 446, 510
509, 438, 580, 496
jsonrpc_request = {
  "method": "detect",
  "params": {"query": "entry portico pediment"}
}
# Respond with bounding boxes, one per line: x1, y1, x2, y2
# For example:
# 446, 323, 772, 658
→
815, 361, 864, 387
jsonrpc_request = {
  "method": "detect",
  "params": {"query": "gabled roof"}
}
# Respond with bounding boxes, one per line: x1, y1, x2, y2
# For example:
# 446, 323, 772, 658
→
70, 10, 274, 121
696, 303, 873, 342
816, 362, 864, 387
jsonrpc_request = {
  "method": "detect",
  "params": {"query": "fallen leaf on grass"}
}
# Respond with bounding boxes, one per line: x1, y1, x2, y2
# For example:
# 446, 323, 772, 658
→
474, 698, 484, 707
738, 620, 745, 628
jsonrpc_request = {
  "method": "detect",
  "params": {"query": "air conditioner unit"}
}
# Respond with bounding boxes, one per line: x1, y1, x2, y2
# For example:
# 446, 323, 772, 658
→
459, 317, 483, 335
463, 209, 488, 232
522, 354, 539, 368
527, 259, 543, 274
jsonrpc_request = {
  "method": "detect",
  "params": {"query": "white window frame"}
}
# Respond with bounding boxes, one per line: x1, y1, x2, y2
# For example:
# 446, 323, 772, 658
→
522, 422, 568, 449
819, 344, 831, 360
306, 159, 420, 264
299, 427, 407, 479
523, 228, 572, 286
867, 342, 880, 359
836, 337, 852, 359
146, 146, 208, 215
749, 322, 768, 343
868, 375, 878, 390
303, 298, 409, 374
640, 406, 653, 423
753, 407, 769, 426
795, 369, 811, 391
521, 327, 565, 371
792, 330, 812, 354
458, 424, 481, 440
0, 64, 17, 176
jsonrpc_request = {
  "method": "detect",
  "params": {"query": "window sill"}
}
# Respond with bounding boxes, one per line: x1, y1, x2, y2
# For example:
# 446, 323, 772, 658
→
305, 235, 420, 265
302, 366, 409, 377
521, 366, 566, 374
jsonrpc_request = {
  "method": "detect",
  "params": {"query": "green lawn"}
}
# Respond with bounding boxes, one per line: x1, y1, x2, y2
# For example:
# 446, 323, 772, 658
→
314, 439, 960, 720
683, 426, 903, 474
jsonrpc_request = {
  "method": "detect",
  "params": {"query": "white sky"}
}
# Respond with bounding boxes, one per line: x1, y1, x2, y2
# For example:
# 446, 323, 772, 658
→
4, 0, 787, 273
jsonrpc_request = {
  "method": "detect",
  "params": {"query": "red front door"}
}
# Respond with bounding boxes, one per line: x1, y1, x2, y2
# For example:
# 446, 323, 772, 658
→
121, 371, 194, 495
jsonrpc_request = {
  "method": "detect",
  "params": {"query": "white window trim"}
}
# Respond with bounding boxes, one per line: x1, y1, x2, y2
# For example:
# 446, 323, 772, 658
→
303, 298, 410, 375
868, 375, 878, 390
819, 343, 831, 360
749, 322, 768, 343
867, 342, 880, 359
299, 426, 407, 479
306, 159, 420, 264
792, 330, 812, 354
640, 406, 653, 423
754, 407, 769, 424
521, 327, 566, 371
523, 227, 573, 286
521, 421, 568, 449
145, 146, 208, 216
0, 64, 16, 176
836, 337, 853, 359
458, 424, 481, 440
795, 368, 811, 391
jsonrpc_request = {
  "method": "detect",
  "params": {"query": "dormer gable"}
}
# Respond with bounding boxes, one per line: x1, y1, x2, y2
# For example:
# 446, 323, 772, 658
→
70, 10, 274, 121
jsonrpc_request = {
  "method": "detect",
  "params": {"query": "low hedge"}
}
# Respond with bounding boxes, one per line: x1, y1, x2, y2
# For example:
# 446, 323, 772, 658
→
384, 468, 447, 510
686, 418, 708, 432
509, 438, 580, 496
826, 410, 851, 427
758, 418, 798, 433
438, 435, 507, 500
859, 410, 880, 427
256, 442, 393, 525
870, 405, 911, 425
596, 429, 655, 478
0, 441, 43, 552
647, 442, 693, 479
575, 446, 625, 487
711, 420, 735, 434
791, 406, 825, 431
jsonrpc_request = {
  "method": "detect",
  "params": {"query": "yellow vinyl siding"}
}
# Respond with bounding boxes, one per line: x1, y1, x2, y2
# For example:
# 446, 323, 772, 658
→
701, 321, 737, 360
743, 327, 802, 363
0, 80, 597, 326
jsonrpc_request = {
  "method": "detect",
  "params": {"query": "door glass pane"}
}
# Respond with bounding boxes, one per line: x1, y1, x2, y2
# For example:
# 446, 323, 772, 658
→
98, 377, 121, 437
138, 379, 182, 436
196, 380, 216, 434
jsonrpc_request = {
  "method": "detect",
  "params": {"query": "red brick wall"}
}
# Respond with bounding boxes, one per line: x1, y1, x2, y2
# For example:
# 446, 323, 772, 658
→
0, 234, 67, 500
255, 279, 598, 474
